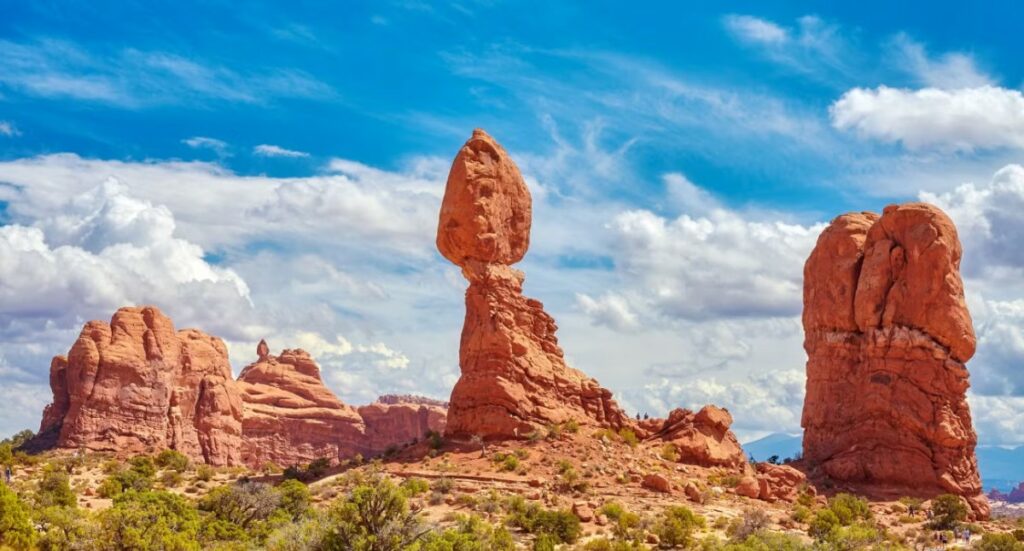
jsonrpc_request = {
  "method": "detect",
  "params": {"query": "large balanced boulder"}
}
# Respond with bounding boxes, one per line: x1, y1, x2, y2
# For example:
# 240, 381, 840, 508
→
37, 306, 243, 465
643, 406, 746, 468
437, 129, 631, 439
801, 203, 988, 518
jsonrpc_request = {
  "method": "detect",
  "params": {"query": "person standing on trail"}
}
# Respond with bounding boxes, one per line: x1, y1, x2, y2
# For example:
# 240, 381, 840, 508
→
4, 465, 11, 484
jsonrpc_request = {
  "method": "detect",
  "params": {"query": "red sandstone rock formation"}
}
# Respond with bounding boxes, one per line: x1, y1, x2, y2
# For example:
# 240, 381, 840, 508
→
642, 406, 747, 468
801, 203, 988, 518
988, 482, 1024, 504
357, 397, 447, 452
437, 129, 630, 439
37, 306, 243, 465
236, 343, 368, 467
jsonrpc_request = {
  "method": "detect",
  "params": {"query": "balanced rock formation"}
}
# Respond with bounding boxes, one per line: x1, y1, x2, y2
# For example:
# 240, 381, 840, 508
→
641, 406, 746, 468
37, 307, 243, 465
801, 203, 988, 518
236, 342, 369, 467
437, 129, 630, 439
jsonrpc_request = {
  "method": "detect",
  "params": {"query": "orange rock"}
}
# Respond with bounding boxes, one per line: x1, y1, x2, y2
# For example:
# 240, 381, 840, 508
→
735, 476, 760, 498
801, 203, 988, 519
356, 396, 447, 452
645, 406, 747, 468
36, 306, 243, 465
438, 130, 630, 439
642, 473, 672, 494
755, 463, 806, 503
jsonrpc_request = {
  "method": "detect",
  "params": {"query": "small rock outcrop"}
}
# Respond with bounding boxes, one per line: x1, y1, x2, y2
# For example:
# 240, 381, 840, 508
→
988, 482, 1024, 504
642, 406, 746, 468
236, 344, 369, 467
37, 306, 243, 465
437, 129, 630, 439
801, 203, 988, 518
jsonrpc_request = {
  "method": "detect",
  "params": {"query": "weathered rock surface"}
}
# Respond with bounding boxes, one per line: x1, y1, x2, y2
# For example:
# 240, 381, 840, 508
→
236, 343, 369, 467
38, 321, 450, 467
438, 129, 631, 439
357, 396, 448, 452
37, 306, 243, 465
755, 463, 809, 503
643, 406, 747, 468
801, 202, 988, 518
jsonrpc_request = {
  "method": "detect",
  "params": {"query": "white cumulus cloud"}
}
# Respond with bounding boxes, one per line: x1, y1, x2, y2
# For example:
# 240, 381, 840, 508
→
831, 86, 1024, 153
253, 144, 310, 158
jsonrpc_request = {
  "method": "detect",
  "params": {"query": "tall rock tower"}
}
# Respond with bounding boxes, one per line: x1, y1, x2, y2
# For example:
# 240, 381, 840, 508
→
801, 203, 987, 518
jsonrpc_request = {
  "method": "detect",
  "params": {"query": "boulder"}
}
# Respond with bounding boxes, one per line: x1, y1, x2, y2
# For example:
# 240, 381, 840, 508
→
755, 463, 807, 503
644, 406, 746, 468
801, 203, 988, 519
642, 473, 672, 494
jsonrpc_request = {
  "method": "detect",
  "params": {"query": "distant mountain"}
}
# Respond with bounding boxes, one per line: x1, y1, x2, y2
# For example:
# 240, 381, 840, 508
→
742, 433, 802, 463
742, 434, 1024, 492
977, 445, 1024, 493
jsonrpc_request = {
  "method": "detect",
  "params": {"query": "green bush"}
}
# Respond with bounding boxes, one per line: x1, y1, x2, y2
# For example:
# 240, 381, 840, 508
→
155, 450, 192, 473
35, 505, 91, 551
660, 443, 680, 462
0, 442, 12, 467
974, 533, 1024, 550
726, 508, 769, 542
827, 493, 871, 525
100, 457, 157, 496
199, 481, 282, 530
506, 500, 582, 544
36, 465, 77, 508
277, 479, 311, 520
196, 465, 215, 482
929, 494, 968, 530
320, 475, 425, 550
399, 477, 430, 497
579, 538, 649, 550
808, 509, 840, 541
432, 477, 454, 494
420, 514, 515, 551
0, 483, 36, 549
654, 505, 705, 548
617, 428, 639, 448
599, 502, 642, 541
492, 452, 520, 472
715, 531, 810, 550
95, 490, 200, 551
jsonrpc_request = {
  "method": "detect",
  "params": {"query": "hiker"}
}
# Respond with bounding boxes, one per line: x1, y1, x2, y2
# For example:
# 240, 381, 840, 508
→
4, 465, 11, 484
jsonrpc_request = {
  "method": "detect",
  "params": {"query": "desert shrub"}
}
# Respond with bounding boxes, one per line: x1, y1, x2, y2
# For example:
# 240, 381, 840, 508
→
617, 428, 639, 448
0, 483, 36, 549
277, 479, 311, 520
198, 516, 250, 546
653, 505, 705, 548
320, 475, 425, 551
35, 465, 76, 508
506, 500, 581, 544
95, 490, 200, 551
599, 502, 642, 541
1, 430, 34, 449
129, 456, 157, 478
400, 477, 430, 497
791, 504, 811, 523
808, 509, 840, 541
196, 464, 215, 482
828, 493, 871, 525
99, 457, 158, 497
534, 533, 558, 551
660, 444, 680, 462
579, 538, 648, 550
828, 523, 885, 549
564, 420, 580, 434
420, 513, 515, 551
0, 442, 12, 467
35, 504, 91, 551
929, 494, 968, 530
427, 431, 444, 450
264, 516, 328, 551
974, 533, 1024, 550
199, 481, 282, 529
727, 508, 769, 542
433, 477, 454, 494
715, 531, 810, 550
547, 424, 563, 440
160, 470, 184, 488
493, 452, 520, 472
306, 458, 331, 479
155, 450, 192, 473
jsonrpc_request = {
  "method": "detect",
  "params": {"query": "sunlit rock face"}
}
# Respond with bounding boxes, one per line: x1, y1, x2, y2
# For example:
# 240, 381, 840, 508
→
801, 203, 988, 519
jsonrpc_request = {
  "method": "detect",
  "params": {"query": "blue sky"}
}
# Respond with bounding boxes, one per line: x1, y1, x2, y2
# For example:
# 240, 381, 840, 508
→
2, 1, 1024, 448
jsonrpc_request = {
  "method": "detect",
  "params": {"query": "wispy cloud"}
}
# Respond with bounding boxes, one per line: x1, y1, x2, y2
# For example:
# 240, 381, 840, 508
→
253, 144, 310, 158
182, 136, 229, 155
0, 38, 334, 108
0, 121, 19, 137
889, 33, 993, 89
723, 15, 789, 44
722, 14, 856, 83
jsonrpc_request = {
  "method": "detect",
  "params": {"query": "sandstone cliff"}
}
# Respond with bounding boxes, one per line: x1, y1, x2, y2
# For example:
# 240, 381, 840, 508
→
801, 203, 988, 518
